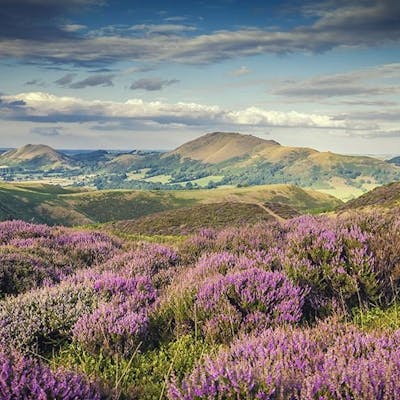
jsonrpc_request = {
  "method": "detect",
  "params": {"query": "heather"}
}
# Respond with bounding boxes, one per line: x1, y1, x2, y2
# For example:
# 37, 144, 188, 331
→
0, 211, 400, 399
0, 220, 121, 297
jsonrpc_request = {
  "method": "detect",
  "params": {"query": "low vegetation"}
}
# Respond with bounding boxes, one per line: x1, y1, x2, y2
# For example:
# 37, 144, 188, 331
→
1, 202, 400, 398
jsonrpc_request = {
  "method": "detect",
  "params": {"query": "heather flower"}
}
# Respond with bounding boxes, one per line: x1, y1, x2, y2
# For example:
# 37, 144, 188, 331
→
196, 268, 304, 342
73, 275, 157, 355
169, 320, 400, 400
0, 350, 102, 399
0, 281, 98, 354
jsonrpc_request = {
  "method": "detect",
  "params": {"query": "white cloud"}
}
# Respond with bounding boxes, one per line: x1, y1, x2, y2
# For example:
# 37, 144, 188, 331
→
230, 66, 250, 76
1, 91, 348, 130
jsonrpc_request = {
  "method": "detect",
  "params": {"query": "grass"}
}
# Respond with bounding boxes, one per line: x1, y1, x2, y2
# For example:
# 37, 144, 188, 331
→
353, 302, 400, 332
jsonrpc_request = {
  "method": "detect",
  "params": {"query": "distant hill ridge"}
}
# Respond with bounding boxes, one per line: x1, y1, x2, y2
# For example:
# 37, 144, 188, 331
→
0, 144, 72, 170
167, 131, 281, 164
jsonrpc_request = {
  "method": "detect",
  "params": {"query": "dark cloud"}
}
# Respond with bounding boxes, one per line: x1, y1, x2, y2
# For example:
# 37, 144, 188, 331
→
69, 74, 114, 88
129, 78, 179, 91
0, 1, 399, 66
54, 73, 77, 86
25, 79, 45, 86
0, 0, 103, 41
31, 126, 64, 136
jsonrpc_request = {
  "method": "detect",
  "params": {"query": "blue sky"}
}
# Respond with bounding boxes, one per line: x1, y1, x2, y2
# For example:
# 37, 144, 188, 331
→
0, 0, 399, 153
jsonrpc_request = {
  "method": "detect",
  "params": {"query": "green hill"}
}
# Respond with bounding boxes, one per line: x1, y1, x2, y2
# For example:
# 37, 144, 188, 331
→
0, 182, 341, 226
133, 132, 400, 201
338, 181, 400, 211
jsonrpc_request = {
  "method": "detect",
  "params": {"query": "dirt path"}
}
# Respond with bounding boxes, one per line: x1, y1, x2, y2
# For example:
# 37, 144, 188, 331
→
255, 202, 286, 222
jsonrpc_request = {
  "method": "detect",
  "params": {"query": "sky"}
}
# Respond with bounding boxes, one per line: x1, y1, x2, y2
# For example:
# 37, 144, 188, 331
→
0, 0, 399, 153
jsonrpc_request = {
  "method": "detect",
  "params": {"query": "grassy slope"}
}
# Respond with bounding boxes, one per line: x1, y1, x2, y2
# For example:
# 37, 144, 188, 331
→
0, 182, 342, 226
338, 181, 400, 211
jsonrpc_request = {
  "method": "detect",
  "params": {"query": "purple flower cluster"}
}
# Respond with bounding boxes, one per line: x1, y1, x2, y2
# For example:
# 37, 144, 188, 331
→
73, 274, 157, 355
0, 350, 102, 399
0, 221, 121, 297
196, 268, 304, 342
169, 320, 400, 399
0, 281, 98, 353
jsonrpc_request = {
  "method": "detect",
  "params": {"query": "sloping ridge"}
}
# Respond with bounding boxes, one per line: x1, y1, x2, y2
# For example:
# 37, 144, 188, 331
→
0, 144, 72, 169
167, 131, 281, 164
338, 182, 400, 210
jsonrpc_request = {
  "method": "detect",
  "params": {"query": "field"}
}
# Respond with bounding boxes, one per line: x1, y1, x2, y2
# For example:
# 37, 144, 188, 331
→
1, 200, 400, 398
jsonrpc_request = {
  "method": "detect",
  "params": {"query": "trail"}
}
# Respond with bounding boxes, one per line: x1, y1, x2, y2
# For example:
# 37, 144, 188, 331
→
255, 202, 286, 223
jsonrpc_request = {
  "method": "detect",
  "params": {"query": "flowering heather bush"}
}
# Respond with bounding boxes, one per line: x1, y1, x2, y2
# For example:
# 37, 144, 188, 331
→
0, 281, 98, 354
169, 320, 400, 399
0, 252, 62, 297
55, 230, 120, 266
196, 268, 304, 342
0, 221, 121, 297
73, 275, 157, 355
179, 223, 285, 262
0, 350, 102, 399
282, 215, 378, 315
0, 220, 52, 243
99, 243, 180, 288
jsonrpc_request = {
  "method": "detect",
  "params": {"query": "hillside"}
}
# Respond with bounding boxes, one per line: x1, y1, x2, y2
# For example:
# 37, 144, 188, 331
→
168, 131, 281, 164
106, 201, 301, 235
0, 144, 73, 170
389, 156, 400, 166
143, 132, 400, 201
338, 181, 400, 211
0, 182, 341, 227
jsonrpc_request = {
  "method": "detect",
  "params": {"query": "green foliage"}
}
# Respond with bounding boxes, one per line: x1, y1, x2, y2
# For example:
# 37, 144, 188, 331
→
52, 335, 217, 400
353, 303, 400, 332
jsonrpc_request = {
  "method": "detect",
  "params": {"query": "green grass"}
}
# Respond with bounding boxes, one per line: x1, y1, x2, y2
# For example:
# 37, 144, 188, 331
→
353, 302, 400, 332
51, 335, 217, 400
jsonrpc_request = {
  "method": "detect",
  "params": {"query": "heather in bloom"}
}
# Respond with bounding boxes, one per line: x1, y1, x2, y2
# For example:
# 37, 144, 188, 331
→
99, 243, 180, 288
169, 321, 400, 400
0, 252, 62, 297
0, 281, 98, 354
73, 275, 157, 355
196, 268, 304, 342
282, 215, 378, 315
0, 350, 102, 399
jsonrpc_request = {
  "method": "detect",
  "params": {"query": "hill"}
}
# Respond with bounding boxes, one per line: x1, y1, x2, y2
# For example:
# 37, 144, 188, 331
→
141, 132, 400, 201
389, 156, 400, 166
338, 181, 400, 211
106, 201, 300, 235
0, 182, 341, 227
0, 144, 73, 170
168, 131, 281, 164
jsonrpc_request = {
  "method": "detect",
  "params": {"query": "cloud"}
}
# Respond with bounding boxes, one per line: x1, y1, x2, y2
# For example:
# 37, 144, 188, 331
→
61, 24, 87, 33
69, 74, 114, 88
0, 0, 103, 41
231, 66, 250, 76
274, 63, 400, 99
0, 91, 351, 130
25, 79, 45, 86
128, 24, 197, 35
129, 78, 179, 91
31, 126, 64, 136
0, 1, 399, 66
54, 73, 77, 86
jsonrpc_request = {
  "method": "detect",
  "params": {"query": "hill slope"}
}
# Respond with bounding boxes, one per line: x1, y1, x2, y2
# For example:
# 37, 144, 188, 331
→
338, 181, 400, 211
106, 201, 300, 235
152, 132, 400, 200
0, 182, 341, 226
0, 144, 73, 170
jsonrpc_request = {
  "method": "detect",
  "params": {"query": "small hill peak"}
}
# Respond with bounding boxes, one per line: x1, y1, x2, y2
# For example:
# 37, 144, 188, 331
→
168, 131, 280, 164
